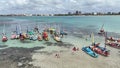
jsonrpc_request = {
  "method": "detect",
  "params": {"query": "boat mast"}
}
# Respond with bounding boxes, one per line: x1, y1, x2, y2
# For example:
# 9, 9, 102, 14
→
91, 32, 95, 45
3, 24, 5, 35
19, 24, 22, 34
26, 26, 28, 33
16, 25, 18, 34
105, 32, 107, 47
101, 24, 104, 30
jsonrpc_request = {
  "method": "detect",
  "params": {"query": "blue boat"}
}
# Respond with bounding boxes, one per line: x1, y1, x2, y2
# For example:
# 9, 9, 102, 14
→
82, 46, 98, 58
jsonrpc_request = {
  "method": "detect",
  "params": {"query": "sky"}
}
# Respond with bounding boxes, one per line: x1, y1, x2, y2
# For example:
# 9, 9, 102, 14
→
0, 0, 120, 14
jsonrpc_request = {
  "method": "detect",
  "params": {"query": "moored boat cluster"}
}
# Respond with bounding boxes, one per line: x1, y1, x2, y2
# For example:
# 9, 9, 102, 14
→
82, 25, 120, 58
1, 25, 68, 42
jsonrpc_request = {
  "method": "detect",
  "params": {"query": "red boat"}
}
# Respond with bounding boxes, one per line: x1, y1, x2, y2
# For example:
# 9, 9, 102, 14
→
2, 36, 8, 42
19, 33, 25, 41
106, 37, 116, 41
105, 42, 120, 49
105, 35, 120, 49
90, 43, 110, 56
42, 31, 49, 41
98, 24, 105, 36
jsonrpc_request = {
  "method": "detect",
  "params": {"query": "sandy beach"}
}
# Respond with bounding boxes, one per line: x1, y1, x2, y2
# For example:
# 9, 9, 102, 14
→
31, 36, 120, 68
0, 35, 119, 68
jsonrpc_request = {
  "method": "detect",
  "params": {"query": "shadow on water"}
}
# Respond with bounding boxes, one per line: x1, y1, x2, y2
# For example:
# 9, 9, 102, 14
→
20, 40, 33, 43
0, 45, 8, 48
44, 42, 74, 48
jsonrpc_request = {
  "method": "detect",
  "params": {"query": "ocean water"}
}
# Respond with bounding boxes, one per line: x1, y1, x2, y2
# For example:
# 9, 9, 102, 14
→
0, 16, 120, 48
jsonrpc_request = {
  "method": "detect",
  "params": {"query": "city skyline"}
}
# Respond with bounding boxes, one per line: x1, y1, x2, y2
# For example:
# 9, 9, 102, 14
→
0, 0, 120, 14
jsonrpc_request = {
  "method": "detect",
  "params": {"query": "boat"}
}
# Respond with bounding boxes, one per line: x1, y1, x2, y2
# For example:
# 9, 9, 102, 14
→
105, 42, 120, 49
49, 28, 56, 34
28, 32, 37, 41
23, 26, 30, 39
60, 31, 67, 35
42, 30, 49, 41
2, 24, 8, 42
105, 32, 120, 49
29, 35, 33, 40
90, 33, 110, 56
82, 46, 98, 58
54, 35, 61, 42
90, 43, 110, 56
19, 33, 25, 41
19, 24, 25, 41
98, 24, 105, 35
37, 33, 42, 41
82, 33, 98, 58
2, 34, 8, 42
53, 25, 62, 42
37, 25, 42, 41
10, 32, 17, 40
32, 34, 38, 41
106, 37, 116, 41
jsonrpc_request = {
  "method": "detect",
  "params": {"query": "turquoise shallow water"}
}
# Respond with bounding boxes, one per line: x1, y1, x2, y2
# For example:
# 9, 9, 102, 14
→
0, 16, 120, 48
1, 16, 120, 32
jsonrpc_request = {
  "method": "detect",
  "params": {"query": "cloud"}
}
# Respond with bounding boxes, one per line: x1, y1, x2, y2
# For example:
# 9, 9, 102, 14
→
0, 0, 120, 14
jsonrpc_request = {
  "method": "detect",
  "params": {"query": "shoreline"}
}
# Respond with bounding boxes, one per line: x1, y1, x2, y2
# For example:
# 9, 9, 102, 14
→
1, 15, 120, 17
